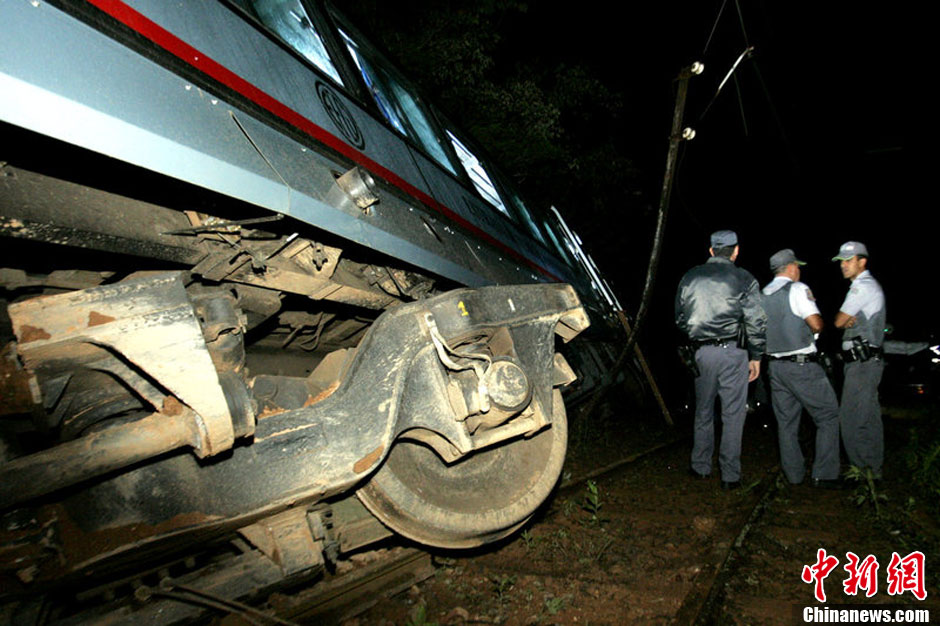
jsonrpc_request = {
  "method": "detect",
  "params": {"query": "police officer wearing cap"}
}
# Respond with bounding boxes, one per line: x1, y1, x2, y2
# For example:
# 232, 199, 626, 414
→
762, 249, 841, 488
676, 230, 767, 490
833, 241, 886, 479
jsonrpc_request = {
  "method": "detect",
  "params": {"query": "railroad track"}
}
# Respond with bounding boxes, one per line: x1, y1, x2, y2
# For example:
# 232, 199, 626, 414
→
37, 425, 921, 624
555, 434, 792, 624
344, 435, 780, 626
675, 469, 783, 624
348, 422, 922, 625
191, 406, 929, 625
262, 438, 695, 624
270, 547, 436, 624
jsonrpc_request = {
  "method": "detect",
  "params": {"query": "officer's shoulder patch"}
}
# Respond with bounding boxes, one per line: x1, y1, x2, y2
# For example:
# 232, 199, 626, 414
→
805, 288, 816, 301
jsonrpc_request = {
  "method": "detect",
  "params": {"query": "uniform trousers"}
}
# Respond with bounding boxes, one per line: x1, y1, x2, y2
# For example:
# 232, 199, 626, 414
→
691, 344, 749, 481
840, 358, 884, 478
768, 360, 840, 483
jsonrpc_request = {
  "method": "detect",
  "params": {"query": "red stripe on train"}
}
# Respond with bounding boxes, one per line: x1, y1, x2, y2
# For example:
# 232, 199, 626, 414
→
83, 0, 561, 282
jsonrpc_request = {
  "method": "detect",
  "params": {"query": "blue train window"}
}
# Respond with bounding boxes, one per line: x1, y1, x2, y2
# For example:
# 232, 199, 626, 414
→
232, 0, 344, 85
386, 82, 458, 176
446, 130, 510, 217
503, 186, 547, 245
541, 218, 575, 267
339, 31, 406, 133
339, 29, 457, 176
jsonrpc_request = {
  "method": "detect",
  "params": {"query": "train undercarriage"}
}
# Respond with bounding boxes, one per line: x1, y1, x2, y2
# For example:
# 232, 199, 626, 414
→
0, 151, 588, 622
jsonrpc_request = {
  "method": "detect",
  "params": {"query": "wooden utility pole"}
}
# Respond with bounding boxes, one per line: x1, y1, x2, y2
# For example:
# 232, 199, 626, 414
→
617, 311, 672, 426
580, 61, 703, 424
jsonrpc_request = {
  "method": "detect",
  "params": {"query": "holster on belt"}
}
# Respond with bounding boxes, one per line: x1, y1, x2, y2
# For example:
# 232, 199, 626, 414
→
678, 343, 700, 377
736, 324, 748, 350
843, 337, 883, 363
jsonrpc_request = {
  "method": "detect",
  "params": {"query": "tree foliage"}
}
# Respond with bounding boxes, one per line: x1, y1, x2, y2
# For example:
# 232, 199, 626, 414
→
335, 1, 646, 230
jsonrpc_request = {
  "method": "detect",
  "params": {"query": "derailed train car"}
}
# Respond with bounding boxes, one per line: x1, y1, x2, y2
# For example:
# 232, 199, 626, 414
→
0, 0, 623, 620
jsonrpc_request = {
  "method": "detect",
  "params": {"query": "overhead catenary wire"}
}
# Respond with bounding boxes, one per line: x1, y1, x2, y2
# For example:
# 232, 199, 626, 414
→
716, 46, 754, 101
733, 0, 751, 47
702, 0, 728, 55
700, 45, 754, 120
750, 58, 798, 172
697, 2, 798, 173
584, 1, 793, 421
733, 73, 749, 136
697, 0, 754, 123
703, 0, 751, 57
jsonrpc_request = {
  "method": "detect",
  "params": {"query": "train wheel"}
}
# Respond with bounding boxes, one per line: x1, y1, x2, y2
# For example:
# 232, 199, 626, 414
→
357, 389, 567, 548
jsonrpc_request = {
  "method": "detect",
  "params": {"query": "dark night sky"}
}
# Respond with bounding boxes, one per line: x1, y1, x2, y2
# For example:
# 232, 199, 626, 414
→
346, 1, 920, 341
523, 2, 920, 342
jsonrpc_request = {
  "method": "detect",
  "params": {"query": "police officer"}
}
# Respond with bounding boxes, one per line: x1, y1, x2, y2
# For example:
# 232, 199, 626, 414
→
833, 241, 886, 479
676, 230, 767, 490
762, 249, 841, 488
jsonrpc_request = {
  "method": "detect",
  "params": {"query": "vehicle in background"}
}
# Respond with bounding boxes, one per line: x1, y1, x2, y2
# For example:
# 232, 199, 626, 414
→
882, 337, 938, 407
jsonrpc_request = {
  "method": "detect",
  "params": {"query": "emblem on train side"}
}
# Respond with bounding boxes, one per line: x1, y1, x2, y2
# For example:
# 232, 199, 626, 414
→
316, 81, 365, 150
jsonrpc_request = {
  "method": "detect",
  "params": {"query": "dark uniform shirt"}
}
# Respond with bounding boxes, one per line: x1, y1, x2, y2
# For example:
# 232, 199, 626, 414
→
675, 257, 767, 360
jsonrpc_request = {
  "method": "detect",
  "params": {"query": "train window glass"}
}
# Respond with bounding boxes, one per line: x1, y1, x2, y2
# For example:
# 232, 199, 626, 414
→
339, 30, 457, 175
446, 130, 510, 217
542, 219, 575, 266
231, 0, 344, 85
340, 30, 408, 133
385, 81, 458, 175
506, 190, 547, 245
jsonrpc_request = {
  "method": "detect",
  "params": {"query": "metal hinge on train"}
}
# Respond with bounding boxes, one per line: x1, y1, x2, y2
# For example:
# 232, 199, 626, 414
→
424, 313, 541, 454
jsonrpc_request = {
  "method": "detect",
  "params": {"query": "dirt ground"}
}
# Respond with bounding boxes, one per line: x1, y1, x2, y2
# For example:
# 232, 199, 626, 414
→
347, 386, 940, 625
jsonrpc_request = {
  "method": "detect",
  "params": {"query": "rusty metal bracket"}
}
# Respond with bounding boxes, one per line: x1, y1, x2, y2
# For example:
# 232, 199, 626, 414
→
425, 312, 492, 415
8, 272, 238, 456
162, 214, 285, 236
238, 508, 325, 577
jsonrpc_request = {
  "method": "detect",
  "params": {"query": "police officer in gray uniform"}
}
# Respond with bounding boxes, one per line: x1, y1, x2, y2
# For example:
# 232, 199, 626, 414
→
833, 241, 886, 479
676, 230, 767, 490
762, 249, 841, 488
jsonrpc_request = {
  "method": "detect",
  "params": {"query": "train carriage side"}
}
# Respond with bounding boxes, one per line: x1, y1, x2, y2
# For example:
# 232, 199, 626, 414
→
0, 0, 622, 618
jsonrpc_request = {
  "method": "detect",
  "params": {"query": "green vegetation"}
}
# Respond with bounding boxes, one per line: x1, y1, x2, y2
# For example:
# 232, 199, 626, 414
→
846, 418, 940, 591
520, 528, 539, 551
845, 465, 887, 517
846, 418, 940, 524
549, 527, 570, 555
405, 603, 438, 626
578, 536, 614, 566
338, 1, 642, 287
491, 573, 517, 602
562, 497, 577, 518
904, 421, 940, 515
581, 479, 604, 525
544, 594, 567, 615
